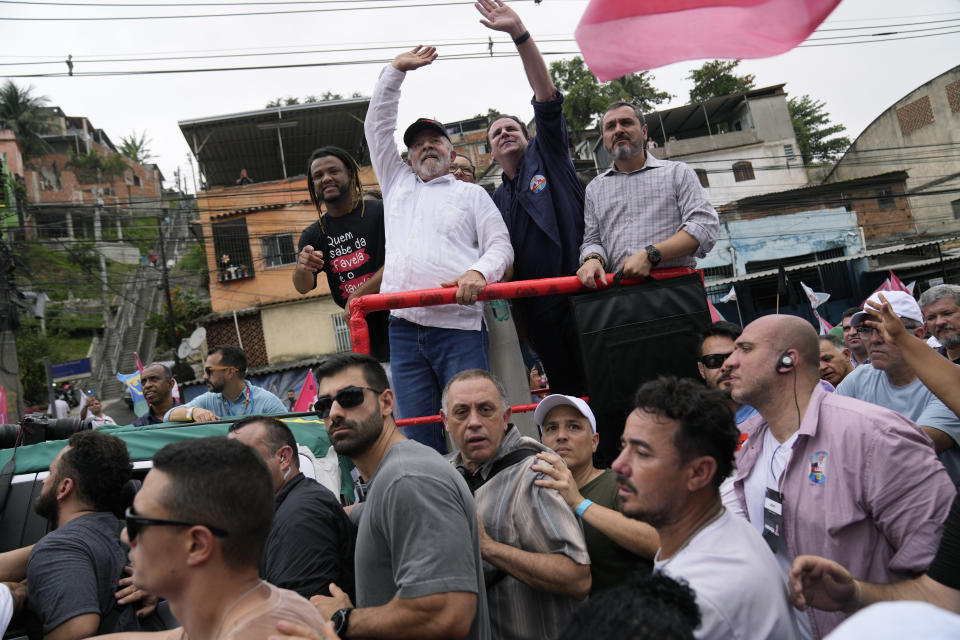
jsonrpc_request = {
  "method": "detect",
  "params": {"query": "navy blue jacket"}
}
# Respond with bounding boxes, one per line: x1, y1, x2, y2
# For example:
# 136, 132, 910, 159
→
492, 93, 585, 317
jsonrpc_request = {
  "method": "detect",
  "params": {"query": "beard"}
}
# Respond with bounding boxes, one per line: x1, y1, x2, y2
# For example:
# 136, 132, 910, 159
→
412, 152, 448, 180
206, 378, 224, 393
607, 135, 645, 163
327, 407, 384, 458
34, 472, 60, 523
320, 181, 349, 204
940, 332, 960, 349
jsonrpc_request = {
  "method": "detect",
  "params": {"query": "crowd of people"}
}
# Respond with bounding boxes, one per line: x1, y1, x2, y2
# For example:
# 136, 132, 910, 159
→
4, 1, 960, 638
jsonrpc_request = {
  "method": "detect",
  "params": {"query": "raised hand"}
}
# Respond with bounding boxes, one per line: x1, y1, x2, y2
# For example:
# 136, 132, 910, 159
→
475, 0, 525, 39
391, 46, 438, 72
864, 293, 909, 344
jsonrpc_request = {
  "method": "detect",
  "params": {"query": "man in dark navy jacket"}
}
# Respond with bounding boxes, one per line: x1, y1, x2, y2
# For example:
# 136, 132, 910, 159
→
478, 0, 586, 396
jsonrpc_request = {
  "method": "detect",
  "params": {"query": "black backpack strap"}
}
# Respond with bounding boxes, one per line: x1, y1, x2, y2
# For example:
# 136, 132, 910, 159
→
486, 448, 538, 484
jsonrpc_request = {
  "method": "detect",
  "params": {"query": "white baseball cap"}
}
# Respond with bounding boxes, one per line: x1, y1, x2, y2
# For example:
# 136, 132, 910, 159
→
850, 291, 923, 327
533, 394, 597, 433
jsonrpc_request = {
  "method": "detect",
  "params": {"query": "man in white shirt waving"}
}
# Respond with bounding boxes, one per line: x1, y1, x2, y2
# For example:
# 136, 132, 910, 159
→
364, 45, 514, 454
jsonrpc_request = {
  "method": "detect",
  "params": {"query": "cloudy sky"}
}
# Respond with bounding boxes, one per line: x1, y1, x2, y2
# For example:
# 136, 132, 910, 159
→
3, 0, 959, 188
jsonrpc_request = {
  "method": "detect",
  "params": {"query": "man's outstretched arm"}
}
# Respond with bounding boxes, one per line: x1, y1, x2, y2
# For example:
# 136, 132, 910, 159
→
476, 0, 555, 101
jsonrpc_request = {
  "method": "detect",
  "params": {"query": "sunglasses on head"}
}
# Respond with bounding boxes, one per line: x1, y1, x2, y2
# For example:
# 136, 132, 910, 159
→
314, 386, 383, 418
700, 352, 733, 369
124, 506, 229, 541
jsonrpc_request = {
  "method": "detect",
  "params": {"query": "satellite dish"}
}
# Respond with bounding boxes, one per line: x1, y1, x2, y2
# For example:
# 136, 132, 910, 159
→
188, 327, 207, 350
177, 340, 192, 360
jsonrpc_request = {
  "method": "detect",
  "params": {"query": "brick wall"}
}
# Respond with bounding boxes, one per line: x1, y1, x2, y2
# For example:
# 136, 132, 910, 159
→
896, 96, 935, 136
204, 312, 269, 369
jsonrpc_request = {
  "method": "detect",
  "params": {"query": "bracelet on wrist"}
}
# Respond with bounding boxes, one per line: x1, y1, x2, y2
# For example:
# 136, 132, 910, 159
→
575, 499, 594, 517
513, 30, 531, 46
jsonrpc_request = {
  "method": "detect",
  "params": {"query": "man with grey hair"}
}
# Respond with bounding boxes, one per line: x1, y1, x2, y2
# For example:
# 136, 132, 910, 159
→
920, 284, 960, 364
837, 290, 960, 483
818, 334, 855, 388
441, 369, 590, 640
364, 45, 514, 453
576, 101, 718, 288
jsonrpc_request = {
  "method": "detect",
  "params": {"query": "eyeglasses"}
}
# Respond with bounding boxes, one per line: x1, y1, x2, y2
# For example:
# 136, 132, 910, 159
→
314, 386, 383, 418
204, 366, 235, 376
124, 506, 229, 541
700, 352, 733, 369
855, 325, 879, 337
450, 166, 474, 176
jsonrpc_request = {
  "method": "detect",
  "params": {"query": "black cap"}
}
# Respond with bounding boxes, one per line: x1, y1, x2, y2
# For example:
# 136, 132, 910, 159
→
403, 118, 450, 147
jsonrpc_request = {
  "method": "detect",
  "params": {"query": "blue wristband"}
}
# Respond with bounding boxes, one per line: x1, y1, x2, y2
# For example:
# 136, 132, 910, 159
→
575, 499, 593, 517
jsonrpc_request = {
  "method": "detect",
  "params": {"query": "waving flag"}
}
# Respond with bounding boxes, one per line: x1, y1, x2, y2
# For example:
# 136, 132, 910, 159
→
800, 282, 830, 309
116, 371, 149, 417
575, 0, 842, 81
0, 386, 7, 424
293, 370, 318, 413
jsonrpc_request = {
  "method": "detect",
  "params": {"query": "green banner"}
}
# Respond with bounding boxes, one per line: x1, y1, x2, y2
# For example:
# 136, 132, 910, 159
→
0, 416, 355, 502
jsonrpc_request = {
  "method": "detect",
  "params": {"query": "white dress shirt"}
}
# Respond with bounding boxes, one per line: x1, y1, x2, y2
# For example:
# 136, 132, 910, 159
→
365, 65, 513, 331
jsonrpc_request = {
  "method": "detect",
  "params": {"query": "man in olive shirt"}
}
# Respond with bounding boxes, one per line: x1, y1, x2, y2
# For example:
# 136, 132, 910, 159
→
533, 394, 657, 594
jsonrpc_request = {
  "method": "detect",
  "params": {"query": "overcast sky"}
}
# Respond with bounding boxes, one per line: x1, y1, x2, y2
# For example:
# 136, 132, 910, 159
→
3, 0, 959, 189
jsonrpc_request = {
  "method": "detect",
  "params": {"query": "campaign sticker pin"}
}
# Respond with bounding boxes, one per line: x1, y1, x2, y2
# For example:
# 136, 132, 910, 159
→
736, 432, 748, 452
529, 174, 547, 193
809, 451, 828, 485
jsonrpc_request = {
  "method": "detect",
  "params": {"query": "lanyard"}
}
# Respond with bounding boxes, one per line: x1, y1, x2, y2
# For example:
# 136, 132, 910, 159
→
222, 382, 251, 417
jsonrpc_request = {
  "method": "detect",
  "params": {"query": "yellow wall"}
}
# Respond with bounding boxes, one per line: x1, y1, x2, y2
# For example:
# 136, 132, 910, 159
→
261, 297, 344, 364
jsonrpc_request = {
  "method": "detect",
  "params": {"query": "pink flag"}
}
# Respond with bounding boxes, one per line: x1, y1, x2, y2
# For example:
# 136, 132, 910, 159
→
575, 0, 842, 81
0, 386, 7, 424
171, 379, 181, 403
887, 270, 911, 293
707, 299, 724, 322
293, 370, 318, 412
134, 352, 144, 374
814, 311, 833, 335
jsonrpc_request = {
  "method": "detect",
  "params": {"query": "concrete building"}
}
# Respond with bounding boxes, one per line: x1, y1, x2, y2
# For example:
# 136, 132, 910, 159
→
178, 98, 372, 369
593, 85, 810, 206
824, 65, 960, 237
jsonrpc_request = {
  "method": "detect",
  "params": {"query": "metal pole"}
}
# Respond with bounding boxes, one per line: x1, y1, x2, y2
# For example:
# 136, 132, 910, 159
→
43, 357, 55, 415
156, 217, 180, 364
276, 110, 288, 180
232, 310, 244, 350
93, 176, 110, 327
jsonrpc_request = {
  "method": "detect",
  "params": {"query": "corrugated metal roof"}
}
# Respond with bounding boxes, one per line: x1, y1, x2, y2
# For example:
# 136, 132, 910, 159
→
179, 98, 369, 188
706, 235, 960, 286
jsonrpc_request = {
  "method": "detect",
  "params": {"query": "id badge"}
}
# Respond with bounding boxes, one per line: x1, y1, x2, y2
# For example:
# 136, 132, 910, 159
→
762, 487, 785, 554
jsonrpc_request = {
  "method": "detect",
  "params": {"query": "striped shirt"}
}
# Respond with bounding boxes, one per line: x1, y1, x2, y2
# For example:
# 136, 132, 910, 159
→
579, 153, 719, 271
453, 427, 590, 640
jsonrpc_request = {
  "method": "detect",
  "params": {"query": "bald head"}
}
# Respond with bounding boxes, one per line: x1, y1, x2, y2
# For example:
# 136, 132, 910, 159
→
749, 315, 820, 376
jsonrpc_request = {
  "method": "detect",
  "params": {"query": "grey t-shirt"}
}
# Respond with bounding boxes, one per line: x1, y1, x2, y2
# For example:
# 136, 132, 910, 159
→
354, 440, 490, 640
837, 364, 960, 484
26, 512, 140, 635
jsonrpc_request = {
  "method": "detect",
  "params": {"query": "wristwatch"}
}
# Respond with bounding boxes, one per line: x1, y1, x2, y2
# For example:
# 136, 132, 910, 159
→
645, 245, 662, 267
331, 607, 352, 636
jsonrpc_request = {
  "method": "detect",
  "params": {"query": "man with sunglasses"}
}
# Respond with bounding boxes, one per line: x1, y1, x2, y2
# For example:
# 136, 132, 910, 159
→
837, 291, 960, 485
309, 353, 488, 640
697, 321, 757, 426
26, 430, 143, 639
125, 437, 327, 640
164, 345, 286, 423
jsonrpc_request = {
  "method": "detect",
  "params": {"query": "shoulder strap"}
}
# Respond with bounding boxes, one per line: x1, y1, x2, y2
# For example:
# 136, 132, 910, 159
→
486, 448, 538, 485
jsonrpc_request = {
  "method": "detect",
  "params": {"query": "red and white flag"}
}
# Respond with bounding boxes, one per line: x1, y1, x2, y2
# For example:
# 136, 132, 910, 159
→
0, 386, 7, 424
293, 370, 318, 413
575, 0, 842, 81
707, 299, 725, 322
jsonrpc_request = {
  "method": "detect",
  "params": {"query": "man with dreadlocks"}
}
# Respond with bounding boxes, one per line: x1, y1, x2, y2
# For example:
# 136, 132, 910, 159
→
364, 45, 513, 453
294, 146, 390, 362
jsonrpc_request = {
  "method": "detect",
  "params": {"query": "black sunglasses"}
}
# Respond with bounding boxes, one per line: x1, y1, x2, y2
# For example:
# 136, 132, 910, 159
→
700, 352, 733, 369
124, 506, 229, 541
314, 386, 383, 418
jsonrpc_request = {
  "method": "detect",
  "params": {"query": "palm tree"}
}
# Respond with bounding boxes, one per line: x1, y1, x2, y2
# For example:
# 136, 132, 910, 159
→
0, 80, 52, 161
119, 130, 153, 164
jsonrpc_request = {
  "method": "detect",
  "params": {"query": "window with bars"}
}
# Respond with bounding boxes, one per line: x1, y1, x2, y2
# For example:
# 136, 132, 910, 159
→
733, 161, 755, 182
331, 313, 352, 352
876, 188, 895, 209
261, 234, 297, 268
212, 218, 254, 282
694, 168, 710, 188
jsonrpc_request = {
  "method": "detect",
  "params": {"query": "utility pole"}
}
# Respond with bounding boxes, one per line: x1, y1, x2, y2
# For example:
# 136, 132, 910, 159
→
156, 214, 180, 365
187, 154, 199, 195
93, 172, 110, 327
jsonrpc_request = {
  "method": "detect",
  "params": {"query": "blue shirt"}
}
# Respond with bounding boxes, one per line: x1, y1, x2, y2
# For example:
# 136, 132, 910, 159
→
165, 381, 286, 420
492, 92, 584, 316
735, 404, 758, 425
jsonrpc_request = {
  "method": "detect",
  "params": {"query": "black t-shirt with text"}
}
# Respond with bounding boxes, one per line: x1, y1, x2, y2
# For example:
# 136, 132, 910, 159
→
298, 199, 389, 360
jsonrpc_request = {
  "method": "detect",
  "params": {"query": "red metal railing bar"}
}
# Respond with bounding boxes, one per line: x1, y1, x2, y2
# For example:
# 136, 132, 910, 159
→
347, 269, 697, 355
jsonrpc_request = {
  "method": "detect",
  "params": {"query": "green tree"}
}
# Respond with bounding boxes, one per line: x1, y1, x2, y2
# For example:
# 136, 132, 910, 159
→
0, 80, 52, 161
15, 325, 69, 405
788, 94, 851, 163
549, 56, 672, 137
66, 150, 130, 184
118, 130, 153, 164
145, 287, 211, 352
687, 59, 756, 103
